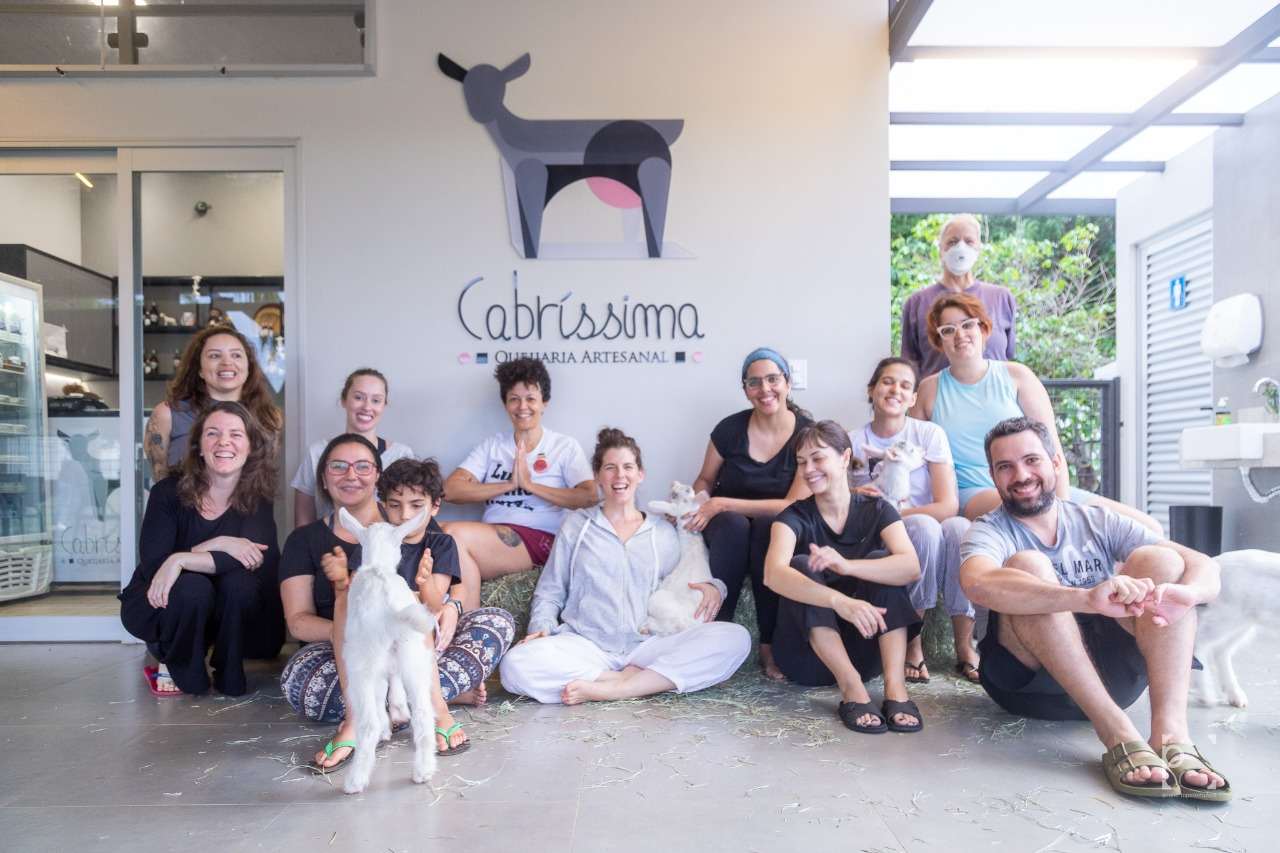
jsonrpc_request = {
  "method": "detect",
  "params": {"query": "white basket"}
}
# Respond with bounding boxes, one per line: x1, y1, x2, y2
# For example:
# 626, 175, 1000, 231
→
0, 543, 54, 603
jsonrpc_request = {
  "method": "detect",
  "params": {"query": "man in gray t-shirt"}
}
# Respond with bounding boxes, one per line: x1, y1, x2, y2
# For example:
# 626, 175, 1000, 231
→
959, 417, 1229, 802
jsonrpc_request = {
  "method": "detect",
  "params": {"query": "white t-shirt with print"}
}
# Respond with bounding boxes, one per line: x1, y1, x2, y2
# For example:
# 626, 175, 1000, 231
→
849, 417, 953, 509
458, 428, 593, 534
291, 436, 415, 517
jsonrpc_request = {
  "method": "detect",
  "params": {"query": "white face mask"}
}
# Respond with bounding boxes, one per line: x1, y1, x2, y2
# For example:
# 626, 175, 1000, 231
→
942, 243, 979, 276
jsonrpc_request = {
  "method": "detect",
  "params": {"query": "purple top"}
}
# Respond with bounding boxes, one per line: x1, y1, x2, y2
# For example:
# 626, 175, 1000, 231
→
901, 280, 1017, 377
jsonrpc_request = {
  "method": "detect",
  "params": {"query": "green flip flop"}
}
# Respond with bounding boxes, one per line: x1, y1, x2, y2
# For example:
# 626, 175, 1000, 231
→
435, 721, 471, 756
309, 738, 356, 773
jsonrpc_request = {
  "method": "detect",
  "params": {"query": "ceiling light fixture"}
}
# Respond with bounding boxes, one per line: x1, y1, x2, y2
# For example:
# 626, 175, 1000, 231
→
74, 173, 94, 189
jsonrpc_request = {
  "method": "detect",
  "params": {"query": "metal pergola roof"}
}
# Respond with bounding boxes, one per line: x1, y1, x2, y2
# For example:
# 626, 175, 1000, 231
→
887, 1, 1280, 216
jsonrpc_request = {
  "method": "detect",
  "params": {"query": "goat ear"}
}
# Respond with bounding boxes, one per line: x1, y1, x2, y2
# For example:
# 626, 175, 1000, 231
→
337, 507, 366, 541
57, 430, 68, 440
392, 510, 428, 544
501, 52, 531, 81
437, 53, 468, 82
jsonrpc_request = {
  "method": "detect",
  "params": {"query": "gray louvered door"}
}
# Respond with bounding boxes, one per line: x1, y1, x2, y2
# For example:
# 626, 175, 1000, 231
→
1139, 215, 1214, 533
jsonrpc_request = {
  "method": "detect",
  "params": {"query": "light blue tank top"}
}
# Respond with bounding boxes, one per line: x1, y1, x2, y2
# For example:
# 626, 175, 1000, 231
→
932, 360, 1023, 489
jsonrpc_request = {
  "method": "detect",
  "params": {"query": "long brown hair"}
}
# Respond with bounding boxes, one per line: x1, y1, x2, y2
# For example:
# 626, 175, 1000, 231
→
167, 325, 282, 434
177, 400, 277, 515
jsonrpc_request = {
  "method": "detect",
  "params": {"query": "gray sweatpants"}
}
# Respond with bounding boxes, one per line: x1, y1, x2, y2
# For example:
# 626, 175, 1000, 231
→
903, 514, 973, 617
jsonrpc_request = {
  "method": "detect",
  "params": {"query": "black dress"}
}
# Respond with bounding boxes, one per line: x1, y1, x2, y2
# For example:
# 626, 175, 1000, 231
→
119, 477, 283, 696
770, 494, 920, 686
703, 409, 811, 643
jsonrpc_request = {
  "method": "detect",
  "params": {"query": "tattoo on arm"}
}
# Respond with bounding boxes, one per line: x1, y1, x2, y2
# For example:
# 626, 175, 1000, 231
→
144, 419, 169, 479
494, 525, 521, 549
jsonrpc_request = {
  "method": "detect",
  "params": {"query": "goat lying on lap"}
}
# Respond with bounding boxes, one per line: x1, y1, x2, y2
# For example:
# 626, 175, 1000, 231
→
337, 508, 439, 794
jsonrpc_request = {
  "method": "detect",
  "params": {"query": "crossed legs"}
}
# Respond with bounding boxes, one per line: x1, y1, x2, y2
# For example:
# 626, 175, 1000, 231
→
442, 521, 534, 611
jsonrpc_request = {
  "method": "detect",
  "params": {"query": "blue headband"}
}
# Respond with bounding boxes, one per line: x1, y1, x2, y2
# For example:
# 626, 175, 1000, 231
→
741, 347, 790, 381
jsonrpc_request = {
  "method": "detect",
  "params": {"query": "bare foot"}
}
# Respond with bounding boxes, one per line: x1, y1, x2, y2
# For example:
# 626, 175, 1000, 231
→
451, 681, 488, 707
561, 679, 614, 705
758, 644, 786, 682
154, 664, 181, 695
314, 718, 355, 769
435, 710, 469, 753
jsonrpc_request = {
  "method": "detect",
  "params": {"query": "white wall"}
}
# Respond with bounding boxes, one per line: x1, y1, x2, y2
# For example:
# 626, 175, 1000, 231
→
1115, 137, 1214, 506
0, 0, 889, 508
0, 174, 82, 264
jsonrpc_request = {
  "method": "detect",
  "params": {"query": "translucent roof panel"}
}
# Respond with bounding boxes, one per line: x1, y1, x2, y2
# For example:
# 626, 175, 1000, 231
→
909, 0, 1279, 47
1047, 172, 1151, 199
890, 60, 1193, 112
1103, 126, 1218, 162
891, 125, 1109, 162
1174, 64, 1280, 113
890, 171, 1048, 199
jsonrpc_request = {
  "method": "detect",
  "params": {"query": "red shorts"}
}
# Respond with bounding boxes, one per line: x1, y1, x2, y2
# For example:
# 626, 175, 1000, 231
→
505, 524, 555, 567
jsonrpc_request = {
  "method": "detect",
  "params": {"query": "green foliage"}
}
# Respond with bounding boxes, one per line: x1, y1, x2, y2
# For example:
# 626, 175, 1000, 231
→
891, 214, 1118, 494
890, 213, 1116, 379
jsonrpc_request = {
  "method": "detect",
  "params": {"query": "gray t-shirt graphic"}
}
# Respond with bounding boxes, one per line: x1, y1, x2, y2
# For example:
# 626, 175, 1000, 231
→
960, 499, 1161, 639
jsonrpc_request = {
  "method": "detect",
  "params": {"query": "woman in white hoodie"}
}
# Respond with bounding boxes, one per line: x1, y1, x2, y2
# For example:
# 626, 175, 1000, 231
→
499, 428, 751, 705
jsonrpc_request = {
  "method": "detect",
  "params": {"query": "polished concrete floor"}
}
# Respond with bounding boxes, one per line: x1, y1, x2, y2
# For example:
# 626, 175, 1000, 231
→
1, 642, 1275, 853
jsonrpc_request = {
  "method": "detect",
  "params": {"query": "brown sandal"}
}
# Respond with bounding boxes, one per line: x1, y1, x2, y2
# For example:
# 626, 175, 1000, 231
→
955, 661, 980, 683
1102, 740, 1180, 799
905, 660, 930, 684
1163, 743, 1231, 802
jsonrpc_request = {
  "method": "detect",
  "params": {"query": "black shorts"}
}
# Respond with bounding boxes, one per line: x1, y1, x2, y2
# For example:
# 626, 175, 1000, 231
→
977, 610, 1149, 721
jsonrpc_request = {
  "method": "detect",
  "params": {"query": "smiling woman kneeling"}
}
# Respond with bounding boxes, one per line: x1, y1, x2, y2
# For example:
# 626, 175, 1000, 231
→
499, 428, 751, 705
120, 401, 283, 697
764, 420, 924, 734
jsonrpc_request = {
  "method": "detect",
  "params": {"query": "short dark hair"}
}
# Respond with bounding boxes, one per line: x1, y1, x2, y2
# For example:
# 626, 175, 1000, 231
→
983, 416, 1055, 466
378, 457, 445, 504
495, 357, 551, 403
591, 426, 643, 473
315, 433, 381, 504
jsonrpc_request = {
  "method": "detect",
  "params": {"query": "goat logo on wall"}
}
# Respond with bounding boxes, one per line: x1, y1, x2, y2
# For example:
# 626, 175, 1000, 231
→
439, 52, 689, 260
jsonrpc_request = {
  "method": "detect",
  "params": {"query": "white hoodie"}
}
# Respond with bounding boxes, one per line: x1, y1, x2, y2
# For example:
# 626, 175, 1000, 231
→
527, 505, 728, 654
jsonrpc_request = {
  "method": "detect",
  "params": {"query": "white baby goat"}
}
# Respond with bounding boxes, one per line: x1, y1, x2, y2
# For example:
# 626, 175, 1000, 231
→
862, 440, 925, 507
643, 481, 714, 636
1191, 548, 1280, 709
337, 507, 438, 795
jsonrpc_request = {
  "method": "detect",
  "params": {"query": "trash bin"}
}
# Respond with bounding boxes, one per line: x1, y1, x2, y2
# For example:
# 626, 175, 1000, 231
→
1167, 505, 1223, 556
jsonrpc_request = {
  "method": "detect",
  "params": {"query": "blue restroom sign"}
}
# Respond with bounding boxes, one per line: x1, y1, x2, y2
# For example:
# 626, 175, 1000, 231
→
1169, 276, 1188, 310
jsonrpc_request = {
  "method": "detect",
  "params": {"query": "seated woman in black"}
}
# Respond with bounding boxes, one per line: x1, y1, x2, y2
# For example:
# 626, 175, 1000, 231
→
684, 347, 811, 679
763, 420, 924, 734
120, 400, 283, 697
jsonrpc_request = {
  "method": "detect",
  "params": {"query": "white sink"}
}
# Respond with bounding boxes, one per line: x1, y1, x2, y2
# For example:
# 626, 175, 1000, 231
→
1180, 422, 1280, 468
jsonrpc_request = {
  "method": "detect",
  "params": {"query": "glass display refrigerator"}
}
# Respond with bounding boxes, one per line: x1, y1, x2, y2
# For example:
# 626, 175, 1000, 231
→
0, 271, 52, 603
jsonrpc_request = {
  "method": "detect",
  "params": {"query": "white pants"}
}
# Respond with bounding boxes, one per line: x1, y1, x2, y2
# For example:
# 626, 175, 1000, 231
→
499, 622, 751, 705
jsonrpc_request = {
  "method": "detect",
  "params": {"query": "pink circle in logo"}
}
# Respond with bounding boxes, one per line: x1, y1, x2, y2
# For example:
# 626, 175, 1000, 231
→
692, 352, 704, 363
458, 352, 472, 364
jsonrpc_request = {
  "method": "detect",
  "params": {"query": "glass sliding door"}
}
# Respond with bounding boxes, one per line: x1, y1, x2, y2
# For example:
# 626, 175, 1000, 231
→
0, 153, 125, 638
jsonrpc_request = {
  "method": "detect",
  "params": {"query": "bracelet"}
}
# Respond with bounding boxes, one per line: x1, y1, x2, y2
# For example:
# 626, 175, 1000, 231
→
445, 597, 464, 618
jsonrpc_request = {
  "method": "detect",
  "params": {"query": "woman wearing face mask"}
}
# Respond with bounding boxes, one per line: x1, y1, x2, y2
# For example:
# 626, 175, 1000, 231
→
291, 368, 414, 528
900, 214, 1017, 378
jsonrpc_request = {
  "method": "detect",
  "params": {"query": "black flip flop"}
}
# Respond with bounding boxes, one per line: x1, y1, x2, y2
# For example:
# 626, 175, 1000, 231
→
837, 700, 887, 734
905, 659, 930, 684
882, 699, 924, 733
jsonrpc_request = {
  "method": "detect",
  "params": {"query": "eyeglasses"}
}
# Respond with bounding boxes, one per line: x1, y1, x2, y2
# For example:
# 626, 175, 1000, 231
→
936, 317, 982, 338
326, 459, 377, 477
744, 373, 785, 390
